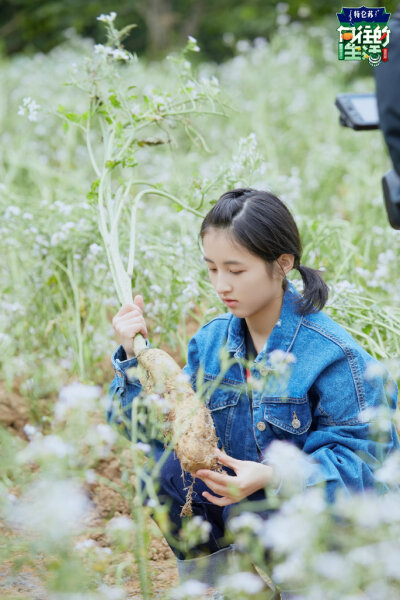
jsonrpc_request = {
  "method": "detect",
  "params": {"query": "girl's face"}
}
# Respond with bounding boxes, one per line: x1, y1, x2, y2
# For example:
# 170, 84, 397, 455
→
202, 228, 290, 319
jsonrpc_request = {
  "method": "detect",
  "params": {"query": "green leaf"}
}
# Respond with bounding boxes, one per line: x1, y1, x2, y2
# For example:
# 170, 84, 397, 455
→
105, 159, 121, 170
109, 94, 121, 109
122, 157, 138, 168
87, 179, 100, 204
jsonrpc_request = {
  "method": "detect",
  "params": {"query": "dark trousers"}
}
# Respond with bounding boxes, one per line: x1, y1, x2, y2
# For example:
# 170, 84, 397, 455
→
143, 446, 271, 560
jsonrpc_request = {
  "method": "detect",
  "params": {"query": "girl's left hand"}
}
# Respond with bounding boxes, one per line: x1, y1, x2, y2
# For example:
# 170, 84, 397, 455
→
192, 448, 274, 506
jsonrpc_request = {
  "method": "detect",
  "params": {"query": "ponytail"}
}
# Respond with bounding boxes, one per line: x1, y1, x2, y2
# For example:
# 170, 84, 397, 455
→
295, 264, 329, 315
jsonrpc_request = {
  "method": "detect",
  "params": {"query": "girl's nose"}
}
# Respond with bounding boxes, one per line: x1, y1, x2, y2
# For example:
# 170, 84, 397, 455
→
216, 275, 233, 294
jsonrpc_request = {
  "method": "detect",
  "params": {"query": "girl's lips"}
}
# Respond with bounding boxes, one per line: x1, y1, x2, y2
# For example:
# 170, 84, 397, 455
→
223, 299, 238, 306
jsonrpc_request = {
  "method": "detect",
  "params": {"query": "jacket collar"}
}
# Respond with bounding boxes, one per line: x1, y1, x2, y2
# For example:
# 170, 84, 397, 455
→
225, 281, 304, 360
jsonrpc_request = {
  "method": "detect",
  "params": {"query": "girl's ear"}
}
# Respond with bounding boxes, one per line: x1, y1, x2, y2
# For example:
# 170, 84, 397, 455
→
277, 254, 295, 275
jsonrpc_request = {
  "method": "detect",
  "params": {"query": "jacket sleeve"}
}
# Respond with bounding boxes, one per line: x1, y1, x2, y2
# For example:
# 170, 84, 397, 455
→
182, 334, 201, 392
106, 341, 151, 441
302, 353, 400, 502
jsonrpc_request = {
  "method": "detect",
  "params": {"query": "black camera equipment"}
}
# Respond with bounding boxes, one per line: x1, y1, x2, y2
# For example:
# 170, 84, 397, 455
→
335, 92, 400, 229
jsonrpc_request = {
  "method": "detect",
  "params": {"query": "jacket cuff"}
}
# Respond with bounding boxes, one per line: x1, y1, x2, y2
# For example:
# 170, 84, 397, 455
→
111, 340, 151, 388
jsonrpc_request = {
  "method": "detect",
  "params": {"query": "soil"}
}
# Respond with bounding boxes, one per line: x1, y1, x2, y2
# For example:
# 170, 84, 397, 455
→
0, 386, 179, 599
0, 312, 207, 599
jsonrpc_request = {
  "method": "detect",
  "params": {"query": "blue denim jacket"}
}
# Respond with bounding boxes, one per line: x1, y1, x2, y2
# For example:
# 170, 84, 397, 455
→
106, 282, 399, 501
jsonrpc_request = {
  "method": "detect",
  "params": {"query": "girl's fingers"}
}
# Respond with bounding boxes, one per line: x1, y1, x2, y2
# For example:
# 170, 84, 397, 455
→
117, 310, 143, 324
200, 479, 233, 497
133, 294, 144, 311
202, 491, 234, 507
214, 449, 239, 470
196, 471, 240, 498
195, 469, 230, 485
117, 302, 143, 317
115, 314, 148, 338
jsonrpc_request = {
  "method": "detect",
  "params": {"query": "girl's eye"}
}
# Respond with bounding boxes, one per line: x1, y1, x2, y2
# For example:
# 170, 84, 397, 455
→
208, 269, 244, 275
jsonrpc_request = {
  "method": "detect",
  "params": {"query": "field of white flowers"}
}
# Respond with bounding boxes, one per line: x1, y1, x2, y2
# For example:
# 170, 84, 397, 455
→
1, 10, 400, 600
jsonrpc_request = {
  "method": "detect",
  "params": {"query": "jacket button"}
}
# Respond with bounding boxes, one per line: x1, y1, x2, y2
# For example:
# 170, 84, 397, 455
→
256, 421, 266, 431
116, 370, 123, 378
292, 411, 301, 429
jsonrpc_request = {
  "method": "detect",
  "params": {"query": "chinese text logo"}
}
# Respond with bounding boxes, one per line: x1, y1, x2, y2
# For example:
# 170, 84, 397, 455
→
337, 6, 391, 66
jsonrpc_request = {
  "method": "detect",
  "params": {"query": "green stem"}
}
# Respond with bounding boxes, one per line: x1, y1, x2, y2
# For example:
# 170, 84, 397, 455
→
131, 400, 152, 600
128, 197, 137, 278
52, 256, 85, 379
86, 107, 100, 177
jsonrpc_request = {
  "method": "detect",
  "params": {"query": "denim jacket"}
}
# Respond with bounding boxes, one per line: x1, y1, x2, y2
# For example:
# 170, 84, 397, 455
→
106, 282, 399, 501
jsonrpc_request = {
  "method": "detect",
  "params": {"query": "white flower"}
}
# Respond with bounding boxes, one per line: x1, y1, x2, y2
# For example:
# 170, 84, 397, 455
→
313, 551, 352, 581
149, 283, 162, 294
182, 282, 200, 298
85, 469, 97, 484
22, 423, 39, 440
4, 205, 21, 218
85, 424, 118, 458
54, 383, 100, 421
358, 405, 394, 432
236, 39, 251, 53
17, 434, 75, 463
97, 12, 117, 23
5, 478, 90, 542
277, 13, 290, 26
173, 579, 208, 599
268, 349, 296, 374
89, 243, 102, 256
187, 35, 200, 52
364, 361, 387, 382
260, 510, 315, 553
375, 452, 400, 485
17, 97, 40, 121
182, 516, 211, 545
107, 516, 135, 533
94, 44, 129, 61
263, 440, 316, 494
272, 551, 305, 584
53, 200, 74, 215
74, 538, 97, 552
134, 442, 151, 453
218, 572, 264, 594
229, 511, 264, 533
59, 381, 102, 404
111, 48, 129, 61
96, 424, 118, 446
97, 584, 126, 600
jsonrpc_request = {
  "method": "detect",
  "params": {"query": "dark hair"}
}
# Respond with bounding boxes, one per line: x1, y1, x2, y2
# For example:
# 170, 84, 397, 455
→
199, 188, 328, 315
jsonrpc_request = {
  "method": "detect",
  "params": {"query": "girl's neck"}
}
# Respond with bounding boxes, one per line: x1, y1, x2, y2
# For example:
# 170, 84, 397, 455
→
245, 291, 284, 352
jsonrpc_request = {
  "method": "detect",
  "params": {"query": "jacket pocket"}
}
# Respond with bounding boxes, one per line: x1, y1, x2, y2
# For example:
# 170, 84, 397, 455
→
203, 376, 241, 411
263, 397, 312, 436
202, 377, 242, 453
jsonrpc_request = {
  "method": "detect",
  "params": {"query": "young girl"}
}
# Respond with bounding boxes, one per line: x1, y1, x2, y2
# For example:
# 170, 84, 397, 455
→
107, 188, 399, 596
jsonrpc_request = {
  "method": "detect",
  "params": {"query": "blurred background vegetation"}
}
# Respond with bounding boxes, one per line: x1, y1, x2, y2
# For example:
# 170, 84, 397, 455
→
1, 0, 399, 61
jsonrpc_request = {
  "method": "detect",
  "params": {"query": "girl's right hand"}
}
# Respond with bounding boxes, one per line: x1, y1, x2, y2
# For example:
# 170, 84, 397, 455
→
112, 294, 148, 359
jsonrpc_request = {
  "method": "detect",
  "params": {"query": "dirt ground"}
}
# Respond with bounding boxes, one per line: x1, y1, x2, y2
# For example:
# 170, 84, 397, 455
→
0, 314, 205, 599
0, 384, 180, 599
